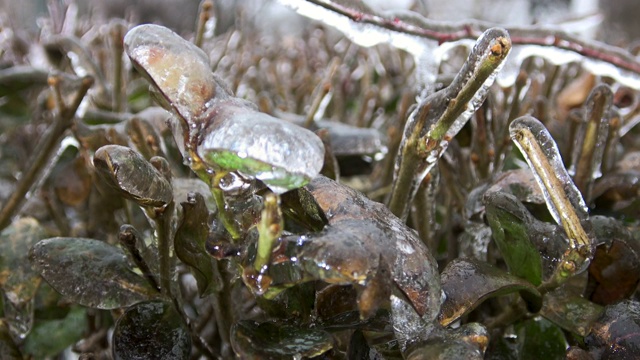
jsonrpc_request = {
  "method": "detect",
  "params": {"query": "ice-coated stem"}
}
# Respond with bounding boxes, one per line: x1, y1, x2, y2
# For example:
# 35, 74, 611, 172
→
387, 28, 511, 219
194, 0, 214, 48
254, 193, 283, 273
119, 225, 160, 292
509, 115, 593, 289
0, 75, 93, 231
570, 84, 612, 201
287, 0, 640, 77
210, 172, 242, 241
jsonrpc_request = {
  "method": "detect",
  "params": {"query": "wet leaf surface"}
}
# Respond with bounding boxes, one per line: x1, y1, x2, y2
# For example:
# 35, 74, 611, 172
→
113, 300, 191, 360
439, 258, 541, 326
485, 169, 546, 206
29, 237, 160, 309
93, 144, 173, 208
22, 307, 86, 359
175, 192, 221, 296
540, 287, 603, 337
587, 216, 640, 305
586, 300, 640, 359
0, 218, 46, 305
515, 317, 566, 360
485, 191, 543, 285
231, 320, 334, 359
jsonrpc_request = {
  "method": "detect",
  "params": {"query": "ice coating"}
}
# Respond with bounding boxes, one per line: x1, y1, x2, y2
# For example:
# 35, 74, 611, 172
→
509, 116, 590, 248
279, 0, 640, 90
388, 28, 511, 219
198, 101, 325, 194
569, 84, 613, 198
124, 24, 231, 129
125, 24, 325, 193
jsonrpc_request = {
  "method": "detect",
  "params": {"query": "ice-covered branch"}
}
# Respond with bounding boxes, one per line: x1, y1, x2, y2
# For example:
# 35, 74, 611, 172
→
280, 0, 640, 88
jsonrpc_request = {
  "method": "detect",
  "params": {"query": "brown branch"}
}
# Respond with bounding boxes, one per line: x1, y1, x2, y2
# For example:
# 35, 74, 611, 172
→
296, 0, 640, 75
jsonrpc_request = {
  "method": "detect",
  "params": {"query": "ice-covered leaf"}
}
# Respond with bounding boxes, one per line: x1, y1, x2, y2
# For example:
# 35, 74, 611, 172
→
22, 307, 86, 359
484, 191, 543, 286
125, 24, 325, 193
175, 192, 221, 296
124, 24, 230, 126
231, 320, 333, 358
113, 300, 191, 360
197, 101, 325, 193
0, 218, 46, 305
485, 169, 545, 206
93, 145, 173, 208
540, 288, 603, 337
29, 237, 159, 309
302, 176, 441, 322
404, 323, 489, 360
586, 300, 640, 359
439, 258, 541, 326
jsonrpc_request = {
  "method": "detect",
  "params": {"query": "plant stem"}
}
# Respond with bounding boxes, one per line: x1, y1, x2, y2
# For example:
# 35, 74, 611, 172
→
119, 225, 160, 292
0, 75, 93, 231
194, 0, 215, 49
387, 29, 511, 220
155, 201, 176, 298
254, 193, 282, 272
387, 104, 430, 219
210, 172, 242, 240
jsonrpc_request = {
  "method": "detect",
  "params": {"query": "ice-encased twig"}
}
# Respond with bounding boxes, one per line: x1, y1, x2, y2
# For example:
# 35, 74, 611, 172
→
387, 28, 511, 220
569, 84, 613, 202
509, 115, 593, 288
279, 0, 640, 89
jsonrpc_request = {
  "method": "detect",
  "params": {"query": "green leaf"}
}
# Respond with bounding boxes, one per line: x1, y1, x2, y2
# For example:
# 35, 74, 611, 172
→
175, 192, 221, 296
22, 307, 86, 358
93, 144, 173, 208
485, 191, 543, 286
29, 237, 160, 309
231, 320, 333, 358
113, 300, 191, 360
439, 258, 541, 326
0, 218, 46, 305
515, 317, 567, 360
